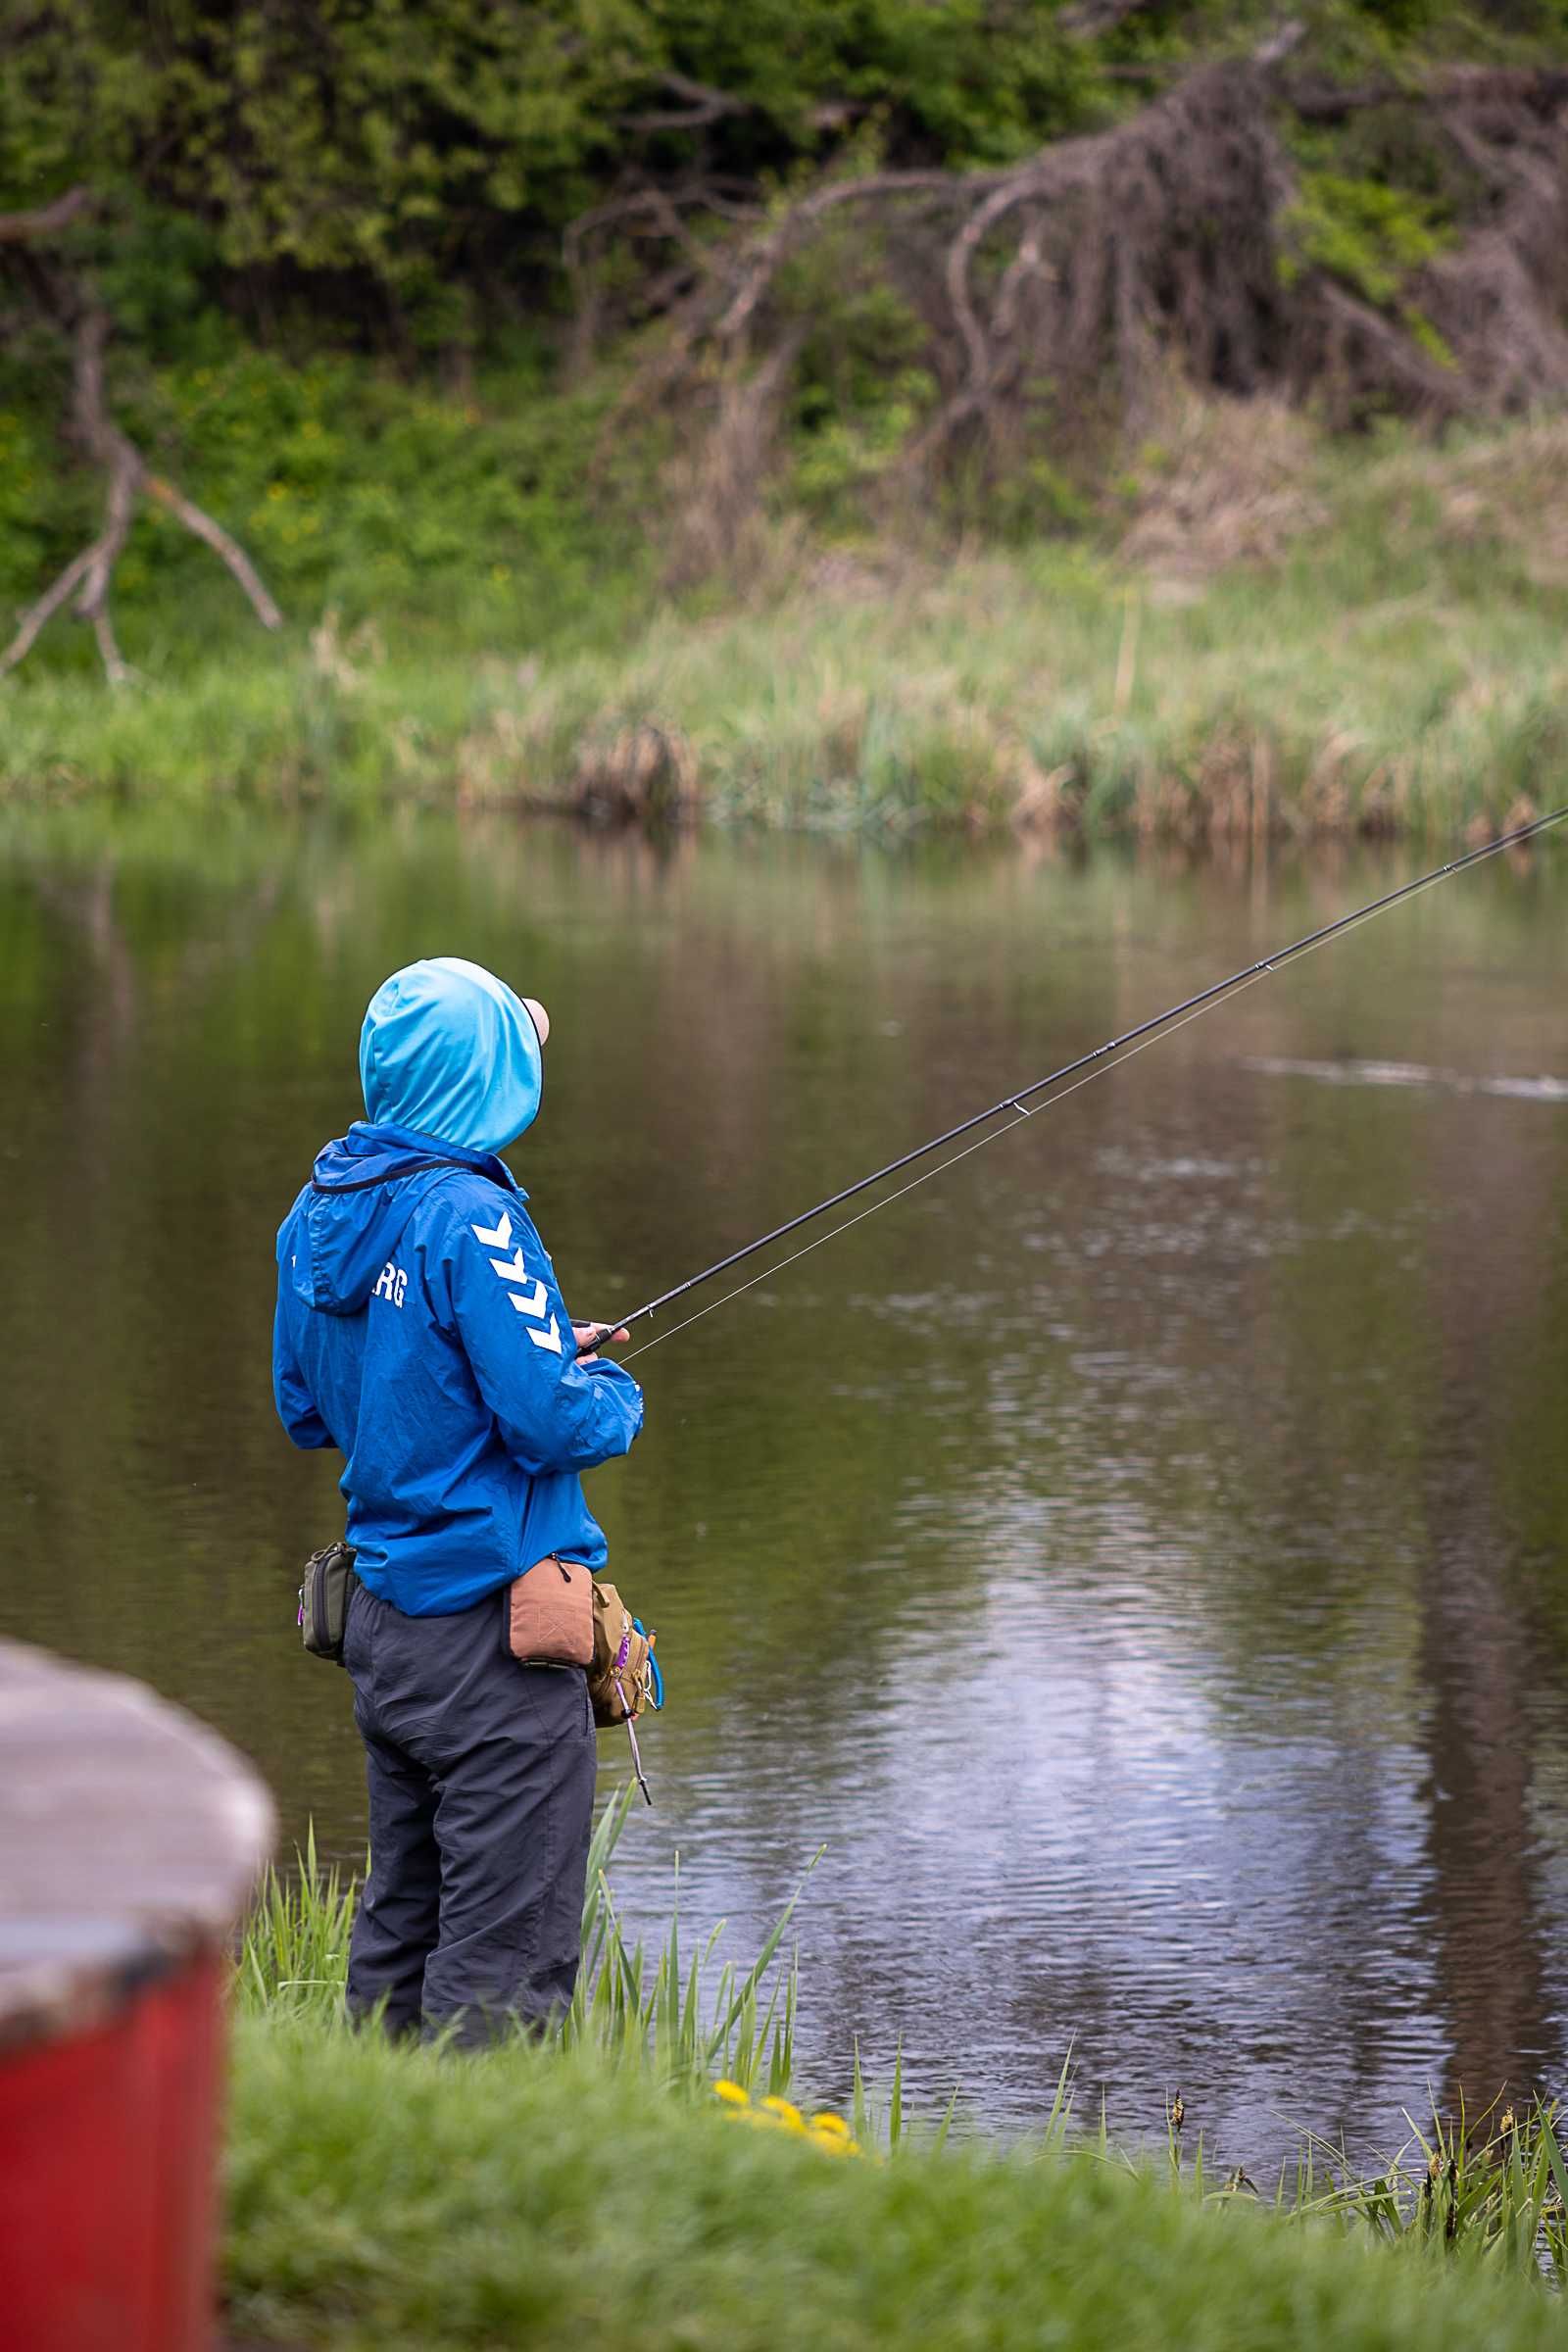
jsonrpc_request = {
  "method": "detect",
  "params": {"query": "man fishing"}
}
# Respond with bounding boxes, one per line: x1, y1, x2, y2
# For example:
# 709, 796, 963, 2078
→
272, 956, 643, 2044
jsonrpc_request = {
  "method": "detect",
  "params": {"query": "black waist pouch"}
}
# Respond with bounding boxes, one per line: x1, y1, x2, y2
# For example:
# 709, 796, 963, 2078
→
299, 1540, 358, 1664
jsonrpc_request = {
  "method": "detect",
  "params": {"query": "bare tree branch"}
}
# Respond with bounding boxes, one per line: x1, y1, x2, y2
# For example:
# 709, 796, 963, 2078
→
1312, 281, 1464, 411
0, 545, 95, 675
1060, 0, 1164, 37
89, 604, 131, 688
144, 475, 283, 629
1, 291, 282, 683
1253, 20, 1306, 70
1286, 63, 1568, 122
71, 419, 140, 681
564, 178, 764, 370
716, 168, 985, 343
0, 186, 93, 245
616, 71, 861, 136
617, 72, 753, 133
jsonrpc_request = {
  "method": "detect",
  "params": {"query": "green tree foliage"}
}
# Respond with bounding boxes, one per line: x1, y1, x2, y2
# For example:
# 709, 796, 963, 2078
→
0, 1, 1096, 348
4, 0, 1568, 670
7, 0, 1567, 364
1281, 168, 1452, 317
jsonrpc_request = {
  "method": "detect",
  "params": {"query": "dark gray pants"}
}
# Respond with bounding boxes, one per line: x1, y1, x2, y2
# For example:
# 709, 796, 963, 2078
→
342, 1580, 597, 2046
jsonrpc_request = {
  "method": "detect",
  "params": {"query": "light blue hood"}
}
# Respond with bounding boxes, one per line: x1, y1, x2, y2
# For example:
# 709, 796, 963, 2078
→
359, 956, 543, 1154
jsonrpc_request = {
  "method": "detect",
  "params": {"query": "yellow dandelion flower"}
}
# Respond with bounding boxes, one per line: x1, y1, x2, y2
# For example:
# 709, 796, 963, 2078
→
711, 2080, 750, 2108
809, 2113, 852, 2138
760, 2097, 806, 2132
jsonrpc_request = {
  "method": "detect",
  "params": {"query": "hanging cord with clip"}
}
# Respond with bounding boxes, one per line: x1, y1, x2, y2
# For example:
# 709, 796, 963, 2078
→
612, 1618, 662, 1804
573, 803, 1567, 1364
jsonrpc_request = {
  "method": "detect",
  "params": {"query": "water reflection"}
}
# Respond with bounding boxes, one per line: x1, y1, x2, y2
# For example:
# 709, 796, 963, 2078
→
0, 807, 1563, 2161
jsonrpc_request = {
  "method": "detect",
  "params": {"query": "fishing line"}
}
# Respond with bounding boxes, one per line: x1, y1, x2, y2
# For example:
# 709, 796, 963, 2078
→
624, 900, 1403, 1362
599, 802, 1566, 1361
620, 983, 1231, 1361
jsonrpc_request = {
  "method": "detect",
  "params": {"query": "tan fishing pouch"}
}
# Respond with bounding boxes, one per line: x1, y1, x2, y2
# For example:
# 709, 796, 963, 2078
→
589, 1579, 658, 1726
507, 1555, 595, 1668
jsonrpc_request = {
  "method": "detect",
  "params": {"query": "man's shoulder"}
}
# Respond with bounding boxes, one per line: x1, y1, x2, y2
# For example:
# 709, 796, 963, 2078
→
411, 1168, 536, 1253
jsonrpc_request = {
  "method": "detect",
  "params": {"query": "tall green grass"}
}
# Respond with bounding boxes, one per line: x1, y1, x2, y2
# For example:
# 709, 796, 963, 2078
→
241, 1794, 1568, 2282
240, 1787, 812, 2101
1272, 2101, 1568, 2281
9, 414, 1568, 837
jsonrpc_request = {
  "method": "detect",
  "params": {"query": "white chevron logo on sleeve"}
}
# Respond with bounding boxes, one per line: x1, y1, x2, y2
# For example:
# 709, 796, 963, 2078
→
470, 1207, 560, 1350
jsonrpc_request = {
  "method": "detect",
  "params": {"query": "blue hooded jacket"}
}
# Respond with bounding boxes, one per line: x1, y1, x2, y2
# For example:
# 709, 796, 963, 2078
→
273, 958, 644, 1615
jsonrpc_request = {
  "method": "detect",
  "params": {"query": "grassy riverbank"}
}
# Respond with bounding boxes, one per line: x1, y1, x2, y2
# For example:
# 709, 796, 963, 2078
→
8, 405, 1568, 840
226, 2019, 1568, 2352
225, 1815, 1568, 2347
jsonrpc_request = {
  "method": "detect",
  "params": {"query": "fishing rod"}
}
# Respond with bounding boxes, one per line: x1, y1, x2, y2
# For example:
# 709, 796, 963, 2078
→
575, 802, 1567, 1359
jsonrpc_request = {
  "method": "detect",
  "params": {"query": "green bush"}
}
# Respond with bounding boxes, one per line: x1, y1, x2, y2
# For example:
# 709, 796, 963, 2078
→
0, 335, 656, 658
1281, 171, 1450, 308
1280, 169, 1456, 370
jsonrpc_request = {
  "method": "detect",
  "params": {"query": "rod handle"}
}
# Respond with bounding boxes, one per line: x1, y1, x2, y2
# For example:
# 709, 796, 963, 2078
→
572, 1321, 631, 1360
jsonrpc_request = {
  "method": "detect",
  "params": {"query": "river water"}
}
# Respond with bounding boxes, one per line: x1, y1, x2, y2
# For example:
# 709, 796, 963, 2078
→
2, 807, 1565, 2164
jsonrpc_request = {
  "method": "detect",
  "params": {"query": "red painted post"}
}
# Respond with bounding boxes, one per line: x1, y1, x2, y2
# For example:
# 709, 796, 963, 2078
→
0, 1642, 274, 2352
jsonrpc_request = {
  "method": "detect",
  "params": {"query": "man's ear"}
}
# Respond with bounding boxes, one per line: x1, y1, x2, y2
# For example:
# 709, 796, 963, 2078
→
522, 998, 550, 1047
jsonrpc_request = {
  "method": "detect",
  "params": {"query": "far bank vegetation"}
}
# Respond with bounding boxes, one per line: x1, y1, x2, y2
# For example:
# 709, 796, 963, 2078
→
3, 2, 1568, 837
